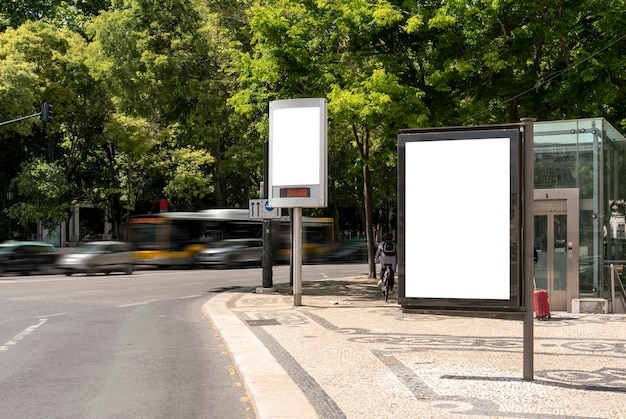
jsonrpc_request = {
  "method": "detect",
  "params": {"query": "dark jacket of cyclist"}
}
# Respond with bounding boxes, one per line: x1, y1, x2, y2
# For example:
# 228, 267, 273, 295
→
374, 232, 397, 290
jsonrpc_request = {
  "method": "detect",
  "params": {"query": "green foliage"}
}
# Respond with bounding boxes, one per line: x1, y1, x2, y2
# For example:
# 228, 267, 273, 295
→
0, 0, 111, 31
2, 0, 626, 243
0, 20, 115, 227
87, 0, 246, 211
7, 158, 70, 230
104, 113, 155, 156
163, 147, 215, 208
0, 58, 39, 136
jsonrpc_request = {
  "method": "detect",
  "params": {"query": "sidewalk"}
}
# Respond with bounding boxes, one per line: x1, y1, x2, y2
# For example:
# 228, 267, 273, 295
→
203, 276, 626, 419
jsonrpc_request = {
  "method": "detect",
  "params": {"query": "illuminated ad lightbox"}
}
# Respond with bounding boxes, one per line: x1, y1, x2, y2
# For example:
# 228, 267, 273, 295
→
268, 98, 328, 208
397, 127, 523, 312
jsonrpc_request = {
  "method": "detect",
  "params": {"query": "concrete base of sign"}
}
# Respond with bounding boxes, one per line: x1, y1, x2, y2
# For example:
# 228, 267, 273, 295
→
256, 287, 277, 294
571, 298, 608, 314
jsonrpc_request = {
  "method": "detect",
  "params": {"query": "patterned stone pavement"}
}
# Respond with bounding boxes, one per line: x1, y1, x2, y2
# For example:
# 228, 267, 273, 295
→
205, 277, 626, 419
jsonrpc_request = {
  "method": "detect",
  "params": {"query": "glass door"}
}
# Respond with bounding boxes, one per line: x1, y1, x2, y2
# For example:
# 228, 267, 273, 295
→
534, 212, 569, 310
534, 188, 579, 313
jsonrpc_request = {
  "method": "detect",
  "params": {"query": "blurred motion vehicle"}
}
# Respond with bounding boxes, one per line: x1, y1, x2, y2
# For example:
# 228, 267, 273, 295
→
126, 209, 335, 267
57, 241, 134, 276
0, 241, 60, 275
328, 238, 368, 262
195, 238, 263, 268
127, 210, 257, 268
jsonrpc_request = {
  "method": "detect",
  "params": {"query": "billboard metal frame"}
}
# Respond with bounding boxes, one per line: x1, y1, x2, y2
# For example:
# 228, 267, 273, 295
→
398, 126, 523, 312
397, 119, 535, 380
268, 98, 328, 209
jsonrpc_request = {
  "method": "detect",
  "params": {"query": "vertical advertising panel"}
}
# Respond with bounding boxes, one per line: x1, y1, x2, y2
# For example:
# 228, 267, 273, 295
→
268, 98, 328, 208
398, 128, 523, 311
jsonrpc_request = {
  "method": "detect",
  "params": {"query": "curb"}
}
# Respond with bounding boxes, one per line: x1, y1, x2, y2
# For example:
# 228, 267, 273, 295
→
203, 291, 317, 419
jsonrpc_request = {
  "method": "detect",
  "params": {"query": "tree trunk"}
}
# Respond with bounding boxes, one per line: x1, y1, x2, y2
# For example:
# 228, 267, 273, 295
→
353, 125, 377, 278
331, 195, 341, 242
212, 142, 224, 206
363, 161, 376, 278
47, 129, 54, 162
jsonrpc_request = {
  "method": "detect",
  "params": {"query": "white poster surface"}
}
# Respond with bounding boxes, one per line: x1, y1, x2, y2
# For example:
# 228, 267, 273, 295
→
405, 138, 511, 299
271, 106, 321, 186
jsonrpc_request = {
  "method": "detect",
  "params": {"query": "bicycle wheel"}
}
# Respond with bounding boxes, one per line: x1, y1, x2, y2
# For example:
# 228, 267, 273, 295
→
385, 272, 391, 301
382, 267, 390, 302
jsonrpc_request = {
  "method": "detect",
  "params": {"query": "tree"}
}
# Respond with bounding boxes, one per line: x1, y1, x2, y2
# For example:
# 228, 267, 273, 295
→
8, 158, 70, 234
408, 0, 626, 127
0, 0, 112, 32
86, 0, 245, 211
329, 70, 426, 276
0, 21, 115, 236
230, 0, 428, 277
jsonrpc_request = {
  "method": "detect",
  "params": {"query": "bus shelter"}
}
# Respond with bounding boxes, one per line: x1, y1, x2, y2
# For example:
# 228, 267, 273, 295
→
534, 118, 626, 312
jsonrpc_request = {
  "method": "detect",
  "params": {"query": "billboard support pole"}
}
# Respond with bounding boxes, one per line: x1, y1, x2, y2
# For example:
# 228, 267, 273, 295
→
293, 207, 303, 306
522, 117, 535, 381
262, 142, 273, 289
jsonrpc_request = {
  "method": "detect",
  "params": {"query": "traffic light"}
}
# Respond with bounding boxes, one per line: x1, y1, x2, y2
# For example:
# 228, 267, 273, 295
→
40, 102, 53, 122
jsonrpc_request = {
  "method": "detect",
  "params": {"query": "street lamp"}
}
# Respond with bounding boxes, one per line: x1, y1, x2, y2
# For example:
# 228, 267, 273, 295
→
5, 188, 13, 239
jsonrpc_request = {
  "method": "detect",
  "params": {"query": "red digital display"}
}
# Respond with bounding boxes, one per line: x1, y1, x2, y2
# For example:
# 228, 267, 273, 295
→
280, 188, 311, 198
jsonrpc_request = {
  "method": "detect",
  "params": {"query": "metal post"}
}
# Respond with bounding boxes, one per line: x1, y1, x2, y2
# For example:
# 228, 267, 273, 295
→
0, 112, 41, 127
522, 117, 535, 381
293, 207, 303, 306
611, 264, 616, 313
289, 208, 294, 287
262, 141, 273, 289
262, 219, 273, 288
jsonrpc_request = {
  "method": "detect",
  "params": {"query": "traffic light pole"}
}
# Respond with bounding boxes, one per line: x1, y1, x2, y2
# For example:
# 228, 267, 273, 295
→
1, 103, 52, 127
0, 112, 42, 127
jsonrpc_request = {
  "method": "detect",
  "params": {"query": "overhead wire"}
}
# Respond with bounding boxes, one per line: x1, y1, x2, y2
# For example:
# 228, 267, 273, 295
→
466, 33, 626, 121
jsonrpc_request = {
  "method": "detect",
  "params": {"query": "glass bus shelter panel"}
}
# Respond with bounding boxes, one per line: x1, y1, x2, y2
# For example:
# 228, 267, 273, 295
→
535, 120, 579, 143
534, 119, 606, 199
604, 123, 626, 246
604, 121, 626, 153
534, 121, 579, 192
576, 132, 597, 199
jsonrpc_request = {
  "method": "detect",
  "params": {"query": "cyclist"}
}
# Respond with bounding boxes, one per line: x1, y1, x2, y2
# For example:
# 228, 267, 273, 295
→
374, 232, 397, 292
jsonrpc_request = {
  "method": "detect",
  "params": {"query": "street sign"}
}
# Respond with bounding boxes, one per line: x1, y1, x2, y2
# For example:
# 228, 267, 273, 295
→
249, 199, 280, 219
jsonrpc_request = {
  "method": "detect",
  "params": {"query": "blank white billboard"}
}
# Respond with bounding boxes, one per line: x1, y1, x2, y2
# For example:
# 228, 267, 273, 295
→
404, 137, 511, 300
268, 98, 328, 208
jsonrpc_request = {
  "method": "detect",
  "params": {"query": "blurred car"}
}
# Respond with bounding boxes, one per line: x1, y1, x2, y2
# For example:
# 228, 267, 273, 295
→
0, 241, 60, 275
195, 238, 263, 268
57, 241, 134, 276
328, 238, 368, 262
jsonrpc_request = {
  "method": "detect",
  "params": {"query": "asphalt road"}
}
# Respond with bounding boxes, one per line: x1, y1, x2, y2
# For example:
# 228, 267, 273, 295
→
0, 263, 368, 419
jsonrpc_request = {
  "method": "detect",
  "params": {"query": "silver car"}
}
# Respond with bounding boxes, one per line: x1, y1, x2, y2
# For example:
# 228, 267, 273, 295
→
57, 241, 134, 276
195, 239, 263, 268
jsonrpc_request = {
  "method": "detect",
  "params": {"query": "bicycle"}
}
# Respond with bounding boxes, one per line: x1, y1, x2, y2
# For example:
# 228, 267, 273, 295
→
381, 264, 393, 302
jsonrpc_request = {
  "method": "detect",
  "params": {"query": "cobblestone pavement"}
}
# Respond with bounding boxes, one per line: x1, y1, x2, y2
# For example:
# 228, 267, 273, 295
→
204, 276, 626, 419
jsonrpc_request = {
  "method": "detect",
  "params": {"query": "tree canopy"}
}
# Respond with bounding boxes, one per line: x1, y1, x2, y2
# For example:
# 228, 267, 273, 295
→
1, 0, 625, 264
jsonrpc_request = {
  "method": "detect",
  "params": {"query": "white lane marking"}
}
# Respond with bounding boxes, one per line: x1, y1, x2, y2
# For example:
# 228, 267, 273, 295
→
37, 312, 68, 318
117, 300, 161, 308
0, 318, 48, 353
117, 295, 202, 307
179, 294, 202, 299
